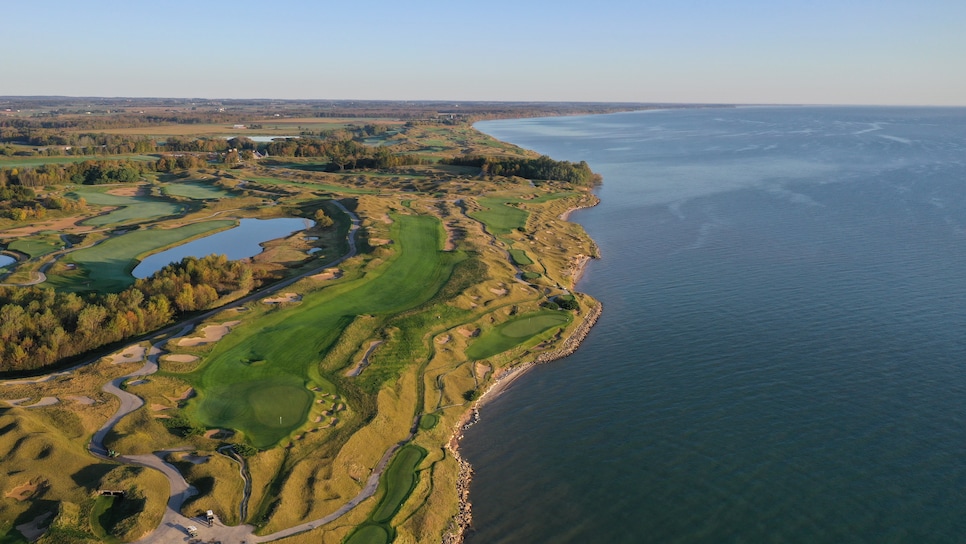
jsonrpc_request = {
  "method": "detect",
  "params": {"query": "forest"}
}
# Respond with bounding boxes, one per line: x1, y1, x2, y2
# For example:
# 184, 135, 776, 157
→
0, 254, 265, 373
445, 154, 603, 185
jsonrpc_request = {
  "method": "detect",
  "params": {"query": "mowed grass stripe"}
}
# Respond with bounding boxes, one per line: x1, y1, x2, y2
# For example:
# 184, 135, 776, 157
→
47, 220, 235, 292
189, 214, 463, 447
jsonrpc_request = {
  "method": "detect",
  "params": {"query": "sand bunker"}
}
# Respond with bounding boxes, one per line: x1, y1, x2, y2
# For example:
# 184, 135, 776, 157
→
180, 453, 209, 465
489, 287, 508, 296
5, 481, 46, 501
66, 395, 95, 405
150, 403, 171, 412
107, 345, 146, 364
8, 397, 60, 408
458, 328, 480, 338
178, 321, 240, 347
311, 268, 343, 281
436, 334, 451, 344
263, 292, 302, 304
163, 354, 199, 364
475, 362, 492, 381
106, 185, 146, 197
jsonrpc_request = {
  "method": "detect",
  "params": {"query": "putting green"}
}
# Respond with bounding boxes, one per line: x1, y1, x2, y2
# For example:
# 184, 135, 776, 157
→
345, 525, 389, 544
469, 197, 528, 234
195, 378, 313, 446
70, 189, 183, 227
163, 181, 232, 200
466, 311, 571, 360
188, 214, 462, 447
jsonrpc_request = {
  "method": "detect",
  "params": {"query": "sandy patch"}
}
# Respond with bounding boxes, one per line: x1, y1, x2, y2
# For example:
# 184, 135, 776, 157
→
5, 481, 46, 501
436, 334, 451, 344
369, 238, 391, 246
16, 511, 52, 541
22, 397, 59, 408
107, 344, 146, 364
2, 398, 29, 407
150, 403, 171, 412
475, 362, 492, 381
0, 216, 82, 238
177, 387, 195, 401
263, 292, 302, 304
489, 287, 508, 296
65, 395, 95, 405
106, 184, 146, 197
163, 354, 199, 363
311, 268, 343, 281
177, 321, 241, 347
458, 328, 480, 338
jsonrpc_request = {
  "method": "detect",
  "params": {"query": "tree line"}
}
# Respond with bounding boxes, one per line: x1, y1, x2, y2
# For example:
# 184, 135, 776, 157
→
0, 254, 266, 374
445, 155, 602, 186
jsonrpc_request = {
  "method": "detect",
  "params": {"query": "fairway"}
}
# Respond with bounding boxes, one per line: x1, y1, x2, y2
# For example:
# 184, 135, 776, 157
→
8, 235, 64, 257
189, 213, 463, 447
47, 220, 234, 292
508, 248, 533, 265
162, 181, 232, 200
466, 311, 572, 360
69, 188, 183, 227
469, 197, 529, 234
370, 445, 426, 523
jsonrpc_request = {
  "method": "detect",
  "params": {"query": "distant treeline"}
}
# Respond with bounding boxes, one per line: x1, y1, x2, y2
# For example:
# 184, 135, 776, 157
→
445, 155, 602, 186
0, 254, 266, 374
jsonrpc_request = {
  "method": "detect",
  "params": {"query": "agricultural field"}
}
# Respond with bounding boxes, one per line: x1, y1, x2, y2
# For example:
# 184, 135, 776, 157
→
0, 105, 603, 544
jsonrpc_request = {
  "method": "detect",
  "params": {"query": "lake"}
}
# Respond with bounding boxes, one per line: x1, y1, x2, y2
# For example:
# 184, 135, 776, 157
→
465, 107, 966, 543
132, 217, 311, 278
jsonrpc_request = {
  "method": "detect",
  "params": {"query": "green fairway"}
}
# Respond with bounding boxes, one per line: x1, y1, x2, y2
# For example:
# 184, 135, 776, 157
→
344, 525, 389, 544
370, 445, 426, 523
8, 235, 64, 257
188, 214, 463, 447
69, 188, 184, 227
162, 181, 232, 200
246, 175, 378, 194
469, 197, 529, 234
47, 220, 234, 292
466, 311, 572, 360
508, 248, 533, 265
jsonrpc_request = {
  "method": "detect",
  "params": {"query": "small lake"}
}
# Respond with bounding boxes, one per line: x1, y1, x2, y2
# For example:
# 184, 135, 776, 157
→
0, 255, 16, 268
132, 218, 312, 278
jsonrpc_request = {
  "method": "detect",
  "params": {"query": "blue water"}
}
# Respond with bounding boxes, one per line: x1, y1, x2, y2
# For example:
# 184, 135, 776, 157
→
465, 107, 966, 543
0, 255, 15, 269
132, 217, 310, 278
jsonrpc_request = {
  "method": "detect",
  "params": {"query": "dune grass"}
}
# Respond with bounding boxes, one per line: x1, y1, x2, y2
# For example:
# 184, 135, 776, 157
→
187, 213, 463, 448
46, 220, 234, 292
466, 311, 572, 360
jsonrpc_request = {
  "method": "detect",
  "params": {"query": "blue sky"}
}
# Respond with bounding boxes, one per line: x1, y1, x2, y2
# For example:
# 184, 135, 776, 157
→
3, 0, 964, 105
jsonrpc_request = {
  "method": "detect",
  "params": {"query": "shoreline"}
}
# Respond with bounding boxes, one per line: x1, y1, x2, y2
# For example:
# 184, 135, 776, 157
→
443, 241, 603, 544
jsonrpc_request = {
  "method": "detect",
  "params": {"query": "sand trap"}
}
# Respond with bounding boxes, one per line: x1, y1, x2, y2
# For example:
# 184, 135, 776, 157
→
66, 395, 95, 405
489, 287, 508, 296
311, 268, 343, 281
204, 428, 234, 440
263, 292, 302, 304
5, 481, 45, 501
108, 344, 146, 364
458, 328, 480, 338
16, 511, 52, 541
178, 321, 241, 347
177, 387, 195, 401
436, 334, 451, 344
475, 362, 492, 381
163, 354, 199, 363
21, 397, 59, 408
369, 238, 391, 246
150, 403, 171, 412
2, 398, 29, 407
106, 185, 145, 197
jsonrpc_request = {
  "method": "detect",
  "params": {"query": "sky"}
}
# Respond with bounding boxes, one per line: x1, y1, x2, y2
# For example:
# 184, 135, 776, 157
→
3, 0, 964, 105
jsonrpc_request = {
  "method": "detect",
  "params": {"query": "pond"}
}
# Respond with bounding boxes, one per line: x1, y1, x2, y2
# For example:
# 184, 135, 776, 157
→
0, 255, 16, 268
132, 217, 312, 278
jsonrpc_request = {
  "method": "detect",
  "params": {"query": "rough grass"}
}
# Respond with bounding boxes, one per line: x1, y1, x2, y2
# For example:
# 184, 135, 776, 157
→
46, 220, 234, 292
187, 214, 462, 448
465, 311, 572, 360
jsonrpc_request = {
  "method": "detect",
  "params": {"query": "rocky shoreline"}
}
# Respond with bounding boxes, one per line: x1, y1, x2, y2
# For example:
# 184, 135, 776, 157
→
443, 300, 603, 544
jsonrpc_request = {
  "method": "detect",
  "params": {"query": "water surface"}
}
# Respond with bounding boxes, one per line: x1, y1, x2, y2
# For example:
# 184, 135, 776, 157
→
133, 217, 310, 278
465, 107, 966, 543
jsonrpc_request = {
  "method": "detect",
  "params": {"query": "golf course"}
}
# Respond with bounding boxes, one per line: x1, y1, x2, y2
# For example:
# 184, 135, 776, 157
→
0, 100, 604, 544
